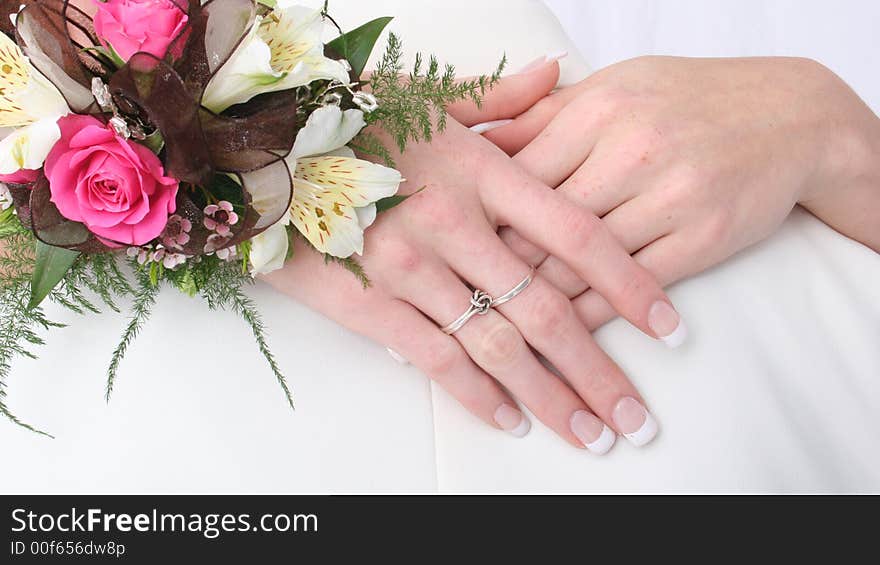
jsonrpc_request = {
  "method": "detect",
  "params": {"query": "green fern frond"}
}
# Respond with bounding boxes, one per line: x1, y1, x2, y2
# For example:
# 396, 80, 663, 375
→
368, 32, 507, 152
350, 131, 396, 168
104, 263, 159, 402
195, 259, 294, 409
323, 253, 370, 289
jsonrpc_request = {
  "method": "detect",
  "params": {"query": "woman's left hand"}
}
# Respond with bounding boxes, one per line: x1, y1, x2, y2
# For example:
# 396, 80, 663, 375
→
460, 56, 880, 329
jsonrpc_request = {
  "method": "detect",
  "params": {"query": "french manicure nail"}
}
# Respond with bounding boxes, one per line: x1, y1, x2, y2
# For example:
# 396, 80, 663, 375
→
386, 347, 409, 365
494, 404, 531, 438
612, 397, 658, 447
516, 50, 569, 74
649, 301, 688, 348
469, 119, 514, 134
570, 410, 616, 455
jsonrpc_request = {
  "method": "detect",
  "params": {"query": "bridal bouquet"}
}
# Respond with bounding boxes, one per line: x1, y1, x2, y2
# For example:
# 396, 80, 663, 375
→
0, 0, 503, 435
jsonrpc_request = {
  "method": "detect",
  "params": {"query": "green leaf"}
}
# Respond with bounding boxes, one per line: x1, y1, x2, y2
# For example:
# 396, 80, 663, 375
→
256, 0, 277, 8
284, 225, 296, 261
207, 173, 246, 208
0, 207, 14, 225
174, 268, 198, 297
326, 17, 393, 78
140, 130, 165, 155
375, 187, 424, 214
28, 242, 79, 310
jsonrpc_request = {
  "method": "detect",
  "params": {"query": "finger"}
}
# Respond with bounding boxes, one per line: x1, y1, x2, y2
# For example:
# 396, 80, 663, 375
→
378, 299, 533, 438
555, 142, 644, 218
447, 60, 561, 127
438, 224, 657, 449
498, 225, 546, 266
481, 168, 687, 348
391, 259, 608, 451
512, 92, 608, 187
480, 87, 582, 155
537, 192, 676, 297
572, 231, 701, 332
262, 239, 533, 438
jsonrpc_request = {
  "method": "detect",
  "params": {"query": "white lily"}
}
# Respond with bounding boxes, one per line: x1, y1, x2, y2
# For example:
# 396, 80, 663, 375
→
202, 5, 351, 113
282, 105, 401, 260
0, 31, 69, 174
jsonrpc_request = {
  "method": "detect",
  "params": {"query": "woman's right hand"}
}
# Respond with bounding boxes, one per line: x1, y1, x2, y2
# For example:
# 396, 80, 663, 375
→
263, 79, 683, 452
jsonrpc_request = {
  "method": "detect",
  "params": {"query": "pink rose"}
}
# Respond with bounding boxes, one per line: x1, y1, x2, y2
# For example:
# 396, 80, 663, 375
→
0, 169, 39, 184
45, 114, 179, 246
92, 0, 189, 62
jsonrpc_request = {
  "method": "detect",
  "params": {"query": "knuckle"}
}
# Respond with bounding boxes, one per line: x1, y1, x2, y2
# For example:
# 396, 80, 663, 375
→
423, 194, 468, 232
375, 238, 423, 275
527, 289, 573, 337
702, 208, 735, 246
664, 165, 703, 205
423, 338, 462, 377
595, 85, 634, 119
477, 320, 523, 369
621, 126, 665, 168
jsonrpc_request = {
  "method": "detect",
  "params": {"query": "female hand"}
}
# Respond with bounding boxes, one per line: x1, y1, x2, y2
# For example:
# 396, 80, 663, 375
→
263, 79, 684, 452
466, 56, 880, 329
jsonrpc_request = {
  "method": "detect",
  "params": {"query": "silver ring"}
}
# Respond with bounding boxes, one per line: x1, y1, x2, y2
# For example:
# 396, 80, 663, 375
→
439, 268, 535, 335
491, 267, 535, 308
440, 290, 493, 335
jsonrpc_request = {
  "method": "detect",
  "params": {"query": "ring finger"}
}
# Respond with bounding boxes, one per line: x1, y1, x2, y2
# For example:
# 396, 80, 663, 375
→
390, 259, 615, 453
436, 226, 660, 448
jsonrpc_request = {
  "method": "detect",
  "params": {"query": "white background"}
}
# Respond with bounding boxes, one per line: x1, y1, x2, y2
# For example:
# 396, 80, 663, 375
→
543, 0, 880, 112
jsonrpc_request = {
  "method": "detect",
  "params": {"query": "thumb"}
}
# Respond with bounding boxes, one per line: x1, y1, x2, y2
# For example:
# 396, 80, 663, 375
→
447, 54, 563, 127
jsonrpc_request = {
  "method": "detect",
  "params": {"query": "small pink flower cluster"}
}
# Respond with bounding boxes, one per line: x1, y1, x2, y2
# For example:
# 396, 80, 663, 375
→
203, 201, 239, 260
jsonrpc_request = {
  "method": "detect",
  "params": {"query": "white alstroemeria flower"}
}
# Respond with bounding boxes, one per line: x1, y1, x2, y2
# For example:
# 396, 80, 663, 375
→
0, 183, 12, 211
0, 32, 69, 174
283, 105, 401, 259
249, 218, 290, 275
202, 5, 351, 113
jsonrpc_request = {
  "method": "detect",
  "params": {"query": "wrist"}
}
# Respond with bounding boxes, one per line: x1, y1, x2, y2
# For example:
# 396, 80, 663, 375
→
801, 63, 880, 204
800, 92, 880, 250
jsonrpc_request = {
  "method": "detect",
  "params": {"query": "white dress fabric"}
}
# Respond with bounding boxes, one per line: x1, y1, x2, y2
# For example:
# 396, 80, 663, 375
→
2, 0, 878, 493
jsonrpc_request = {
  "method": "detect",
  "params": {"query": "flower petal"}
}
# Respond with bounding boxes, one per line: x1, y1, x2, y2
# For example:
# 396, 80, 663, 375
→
261, 5, 350, 86
0, 116, 61, 174
292, 155, 401, 208
249, 219, 290, 275
356, 203, 377, 231
291, 105, 366, 160
0, 31, 68, 127
201, 16, 282, 113
290, 177, 366, 257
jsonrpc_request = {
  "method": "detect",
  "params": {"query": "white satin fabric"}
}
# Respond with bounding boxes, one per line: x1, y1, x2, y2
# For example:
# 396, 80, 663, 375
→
2, 1, 878, 493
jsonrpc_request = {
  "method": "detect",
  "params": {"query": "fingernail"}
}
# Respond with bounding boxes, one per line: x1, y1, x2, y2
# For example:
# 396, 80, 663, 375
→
612, 397, 658, 447
469, 119, 514, 134
494, 404, 531, 438
570, 410, 616, 455
649, 301, 688, 348
516, 50, 569, 74
386, 347, 409, 365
